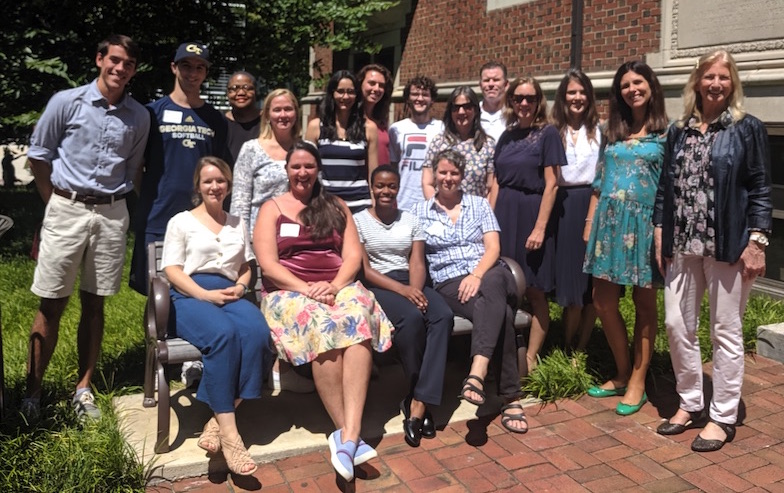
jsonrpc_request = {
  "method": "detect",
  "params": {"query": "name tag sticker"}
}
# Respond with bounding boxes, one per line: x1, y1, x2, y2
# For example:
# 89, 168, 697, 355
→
280, 223, 301, 237
426, 221, 446, 237
162, 110, 183, 124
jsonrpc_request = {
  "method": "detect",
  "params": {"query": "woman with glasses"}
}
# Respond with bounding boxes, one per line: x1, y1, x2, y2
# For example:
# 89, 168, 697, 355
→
490, 77, 565, 375
306, 70, 379, 213
421, 86, 494, 199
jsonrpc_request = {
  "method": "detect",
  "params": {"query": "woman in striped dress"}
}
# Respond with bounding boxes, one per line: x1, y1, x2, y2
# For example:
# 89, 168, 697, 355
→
306, 70, 379, 213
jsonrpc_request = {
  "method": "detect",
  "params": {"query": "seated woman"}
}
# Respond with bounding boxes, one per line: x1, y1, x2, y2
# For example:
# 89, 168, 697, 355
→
354, 164, 454, 448
254, 141, 393, 482
414, 149, 527, 434
161, 156, 271, 476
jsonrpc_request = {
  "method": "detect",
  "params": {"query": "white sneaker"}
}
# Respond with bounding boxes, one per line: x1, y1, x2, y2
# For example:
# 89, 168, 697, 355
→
72, 390, 101, 421
267, 363, 315, 394
181, 360, 203, 388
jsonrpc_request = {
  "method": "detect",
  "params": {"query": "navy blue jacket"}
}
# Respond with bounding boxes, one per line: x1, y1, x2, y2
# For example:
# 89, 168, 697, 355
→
653, 113, 772, 264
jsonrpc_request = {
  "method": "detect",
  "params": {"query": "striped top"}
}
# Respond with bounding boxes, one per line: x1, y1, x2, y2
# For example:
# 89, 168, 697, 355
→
317, 126, 370, 212
353, 209, 425, 274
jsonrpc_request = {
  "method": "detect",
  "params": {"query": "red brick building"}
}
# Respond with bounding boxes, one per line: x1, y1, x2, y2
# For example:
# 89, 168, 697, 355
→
307, 0, 784, 290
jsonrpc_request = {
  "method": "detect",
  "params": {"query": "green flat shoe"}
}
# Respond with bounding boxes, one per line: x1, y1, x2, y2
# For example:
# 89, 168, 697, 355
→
587, 385, 627, 398
616, 392, 647, 416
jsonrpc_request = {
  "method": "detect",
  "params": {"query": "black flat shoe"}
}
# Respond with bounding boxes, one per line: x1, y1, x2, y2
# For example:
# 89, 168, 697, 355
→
421, 409, 436, 439
400, 398, 423, 447
691, 419, 736, 452
657, 409, 706, 436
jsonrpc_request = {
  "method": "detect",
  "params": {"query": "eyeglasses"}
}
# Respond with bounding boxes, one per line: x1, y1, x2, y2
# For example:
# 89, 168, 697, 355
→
512, 94, 538, 104
228, 84, 255, 93
450, 102, 475, 112
334, 88, 356, 96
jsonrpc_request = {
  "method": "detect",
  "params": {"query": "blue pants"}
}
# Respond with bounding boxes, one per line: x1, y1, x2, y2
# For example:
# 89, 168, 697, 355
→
171, 274, 271, 413
370, 270, 453, 405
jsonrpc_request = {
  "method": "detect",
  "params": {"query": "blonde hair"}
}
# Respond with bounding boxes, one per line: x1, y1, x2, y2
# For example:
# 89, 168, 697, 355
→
260, 89, 302, 140
681, 50, 745, 126
192, 156, 232, 205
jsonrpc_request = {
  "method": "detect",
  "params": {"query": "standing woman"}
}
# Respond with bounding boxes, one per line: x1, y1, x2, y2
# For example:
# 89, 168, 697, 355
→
583, 61, 669, 415
358, 64, 393, 166
653, 50, 771, 451
490, 77, 565, 373
421, 86, 495, 199
231, 88, 300, 233
550, 69, 601, 351
354, 165, 454, 447
306, 71, 378, 213
162, 156, 271, 476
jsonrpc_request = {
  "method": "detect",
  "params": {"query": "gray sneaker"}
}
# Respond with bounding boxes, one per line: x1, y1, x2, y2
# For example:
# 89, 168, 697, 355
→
181, 360, 203, 388
72, 390, 101, 421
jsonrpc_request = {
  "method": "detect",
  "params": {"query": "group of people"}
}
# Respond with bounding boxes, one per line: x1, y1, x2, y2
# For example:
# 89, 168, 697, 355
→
20, 29, 771, 483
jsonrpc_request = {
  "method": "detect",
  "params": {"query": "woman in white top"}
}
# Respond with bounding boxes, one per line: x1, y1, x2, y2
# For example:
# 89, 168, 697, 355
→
162, 156, 271, 476
550, 69, 601, 350
230, 89, 301, 233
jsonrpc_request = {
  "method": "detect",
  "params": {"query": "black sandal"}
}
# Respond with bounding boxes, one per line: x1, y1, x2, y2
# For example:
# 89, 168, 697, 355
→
691, 419, 736, 452
657, 409, 706, 436
458, 375, 486, 406
500, 402, 528, 434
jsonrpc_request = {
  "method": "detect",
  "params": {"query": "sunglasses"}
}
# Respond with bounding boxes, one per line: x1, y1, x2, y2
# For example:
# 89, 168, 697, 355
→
450, 102, 475, 112
512, 94, 539, 104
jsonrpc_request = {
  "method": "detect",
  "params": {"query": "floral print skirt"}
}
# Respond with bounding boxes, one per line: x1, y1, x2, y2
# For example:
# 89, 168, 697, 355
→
583, 196, 662, 288
261, 281, 394, 365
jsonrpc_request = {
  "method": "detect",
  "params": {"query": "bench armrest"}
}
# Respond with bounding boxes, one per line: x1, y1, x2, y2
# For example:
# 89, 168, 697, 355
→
499, 256, 526, 309
147, 276, 171, 340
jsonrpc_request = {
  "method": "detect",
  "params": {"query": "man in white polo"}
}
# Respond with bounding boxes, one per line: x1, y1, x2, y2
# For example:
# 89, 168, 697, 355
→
479, 61, 509, 142
23, 34, 150, 420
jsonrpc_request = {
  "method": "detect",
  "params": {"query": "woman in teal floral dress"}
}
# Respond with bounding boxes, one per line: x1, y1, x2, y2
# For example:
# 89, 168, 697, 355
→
582, 61, 668, 416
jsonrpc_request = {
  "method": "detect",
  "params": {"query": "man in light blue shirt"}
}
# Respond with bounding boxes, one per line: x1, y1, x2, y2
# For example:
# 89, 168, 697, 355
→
23, 34, 150, 421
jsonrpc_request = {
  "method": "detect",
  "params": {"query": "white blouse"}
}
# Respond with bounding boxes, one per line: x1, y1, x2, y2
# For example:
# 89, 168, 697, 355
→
161, 211, 254, 280
559, 124, 601, 186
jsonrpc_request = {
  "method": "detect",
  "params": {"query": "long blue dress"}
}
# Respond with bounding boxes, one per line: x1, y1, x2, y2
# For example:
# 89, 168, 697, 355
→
494, 125, 566, 292
583, 133, 666, 288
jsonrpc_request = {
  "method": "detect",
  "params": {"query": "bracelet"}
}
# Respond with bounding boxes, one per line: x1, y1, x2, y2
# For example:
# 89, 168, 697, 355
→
235, 282, 250, 295
469, 273, 481, 280
585, 218, 593, 222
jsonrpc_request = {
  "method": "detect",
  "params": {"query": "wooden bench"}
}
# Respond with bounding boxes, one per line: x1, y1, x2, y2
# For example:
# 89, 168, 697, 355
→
142, 241, 531, 453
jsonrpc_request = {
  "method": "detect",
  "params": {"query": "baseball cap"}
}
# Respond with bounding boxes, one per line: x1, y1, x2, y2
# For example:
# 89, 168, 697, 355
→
174, 42, 210, 64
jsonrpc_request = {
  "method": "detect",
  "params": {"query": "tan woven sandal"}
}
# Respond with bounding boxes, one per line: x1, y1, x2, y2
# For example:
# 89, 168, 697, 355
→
220, 434, 257, 476
196, 417, 221, 454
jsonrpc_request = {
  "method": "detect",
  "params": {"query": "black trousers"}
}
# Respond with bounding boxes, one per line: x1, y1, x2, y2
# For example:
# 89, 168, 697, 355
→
435, 264, 522, 399
370, 270, 454, 405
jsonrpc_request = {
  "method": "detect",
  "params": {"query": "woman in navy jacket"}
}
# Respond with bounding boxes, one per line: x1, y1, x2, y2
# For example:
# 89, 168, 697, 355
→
653, 49, 772, 452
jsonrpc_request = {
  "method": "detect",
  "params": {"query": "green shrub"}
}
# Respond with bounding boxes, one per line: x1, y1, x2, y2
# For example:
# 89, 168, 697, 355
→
523, 349, 594, 402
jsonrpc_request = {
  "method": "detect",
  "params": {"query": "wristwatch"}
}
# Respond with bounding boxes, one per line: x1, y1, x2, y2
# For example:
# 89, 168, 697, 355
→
749, 232, 770, 247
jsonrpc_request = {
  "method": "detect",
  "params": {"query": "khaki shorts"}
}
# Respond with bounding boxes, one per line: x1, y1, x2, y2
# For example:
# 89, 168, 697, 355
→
31, 193, 130, 298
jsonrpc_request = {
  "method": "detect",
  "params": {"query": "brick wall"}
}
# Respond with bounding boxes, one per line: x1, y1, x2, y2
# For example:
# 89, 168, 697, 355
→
396, 0, 662, 84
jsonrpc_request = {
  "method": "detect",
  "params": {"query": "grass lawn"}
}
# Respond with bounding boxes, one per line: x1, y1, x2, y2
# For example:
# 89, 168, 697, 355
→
1, 186, 783, 491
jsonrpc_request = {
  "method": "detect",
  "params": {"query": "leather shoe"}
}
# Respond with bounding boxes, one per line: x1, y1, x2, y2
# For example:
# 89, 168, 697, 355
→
400, 398, 423, 447
421, 409, 436, 439
616, 392, 647, 416
691, 419, 736, 452
657, 410, 705, 436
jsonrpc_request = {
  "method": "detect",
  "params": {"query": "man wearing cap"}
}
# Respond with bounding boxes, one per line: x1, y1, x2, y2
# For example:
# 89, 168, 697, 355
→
22, 34, 150, 420
130, 41, 228, 295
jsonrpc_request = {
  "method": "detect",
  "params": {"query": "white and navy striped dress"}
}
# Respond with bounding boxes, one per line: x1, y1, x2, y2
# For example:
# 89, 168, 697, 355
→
317, 126, 370, 213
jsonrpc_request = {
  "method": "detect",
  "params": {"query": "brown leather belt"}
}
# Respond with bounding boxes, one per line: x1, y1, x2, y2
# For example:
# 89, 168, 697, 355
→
53, 187, 127, 205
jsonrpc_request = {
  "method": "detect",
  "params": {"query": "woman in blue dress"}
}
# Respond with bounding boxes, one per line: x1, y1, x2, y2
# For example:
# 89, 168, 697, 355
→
582, 61, 668, 416
490, 77, 565, 375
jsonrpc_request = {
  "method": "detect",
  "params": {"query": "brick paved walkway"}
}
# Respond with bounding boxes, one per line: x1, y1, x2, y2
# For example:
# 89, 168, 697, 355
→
149, 355, 784, 492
